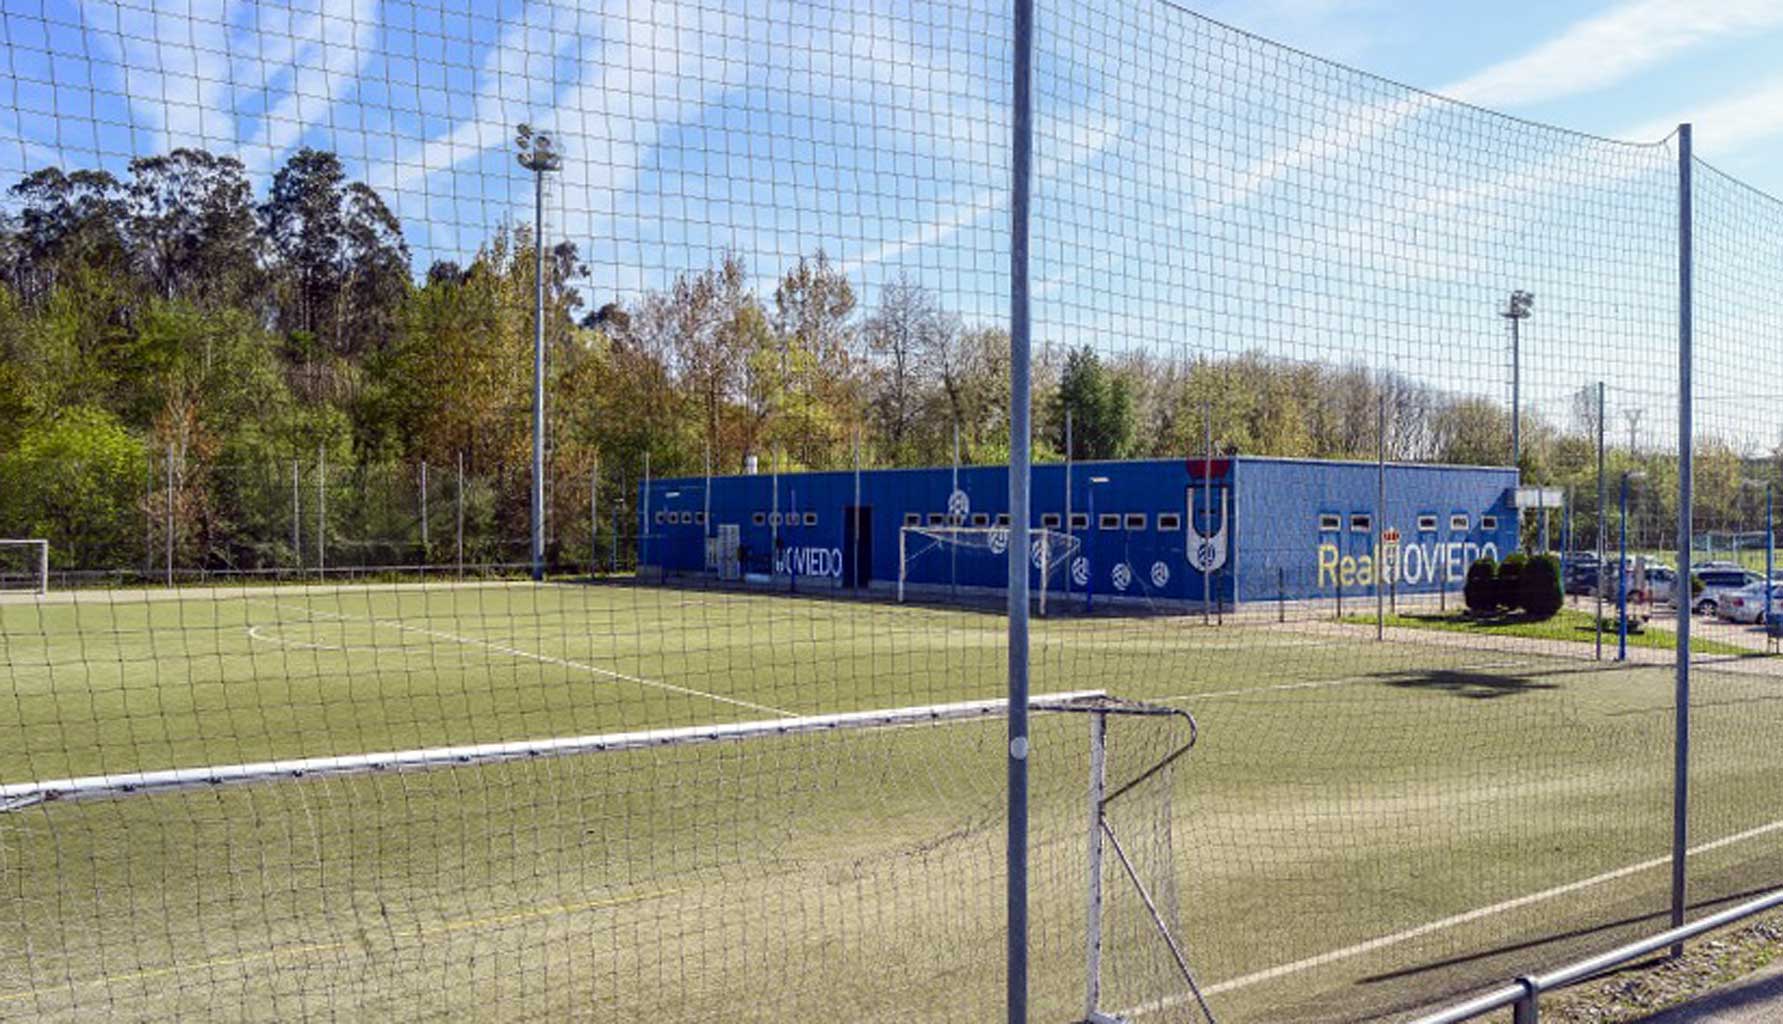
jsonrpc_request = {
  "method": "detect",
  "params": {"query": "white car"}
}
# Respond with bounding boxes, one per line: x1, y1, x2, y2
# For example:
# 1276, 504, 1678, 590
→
1718, 582, 1783, 625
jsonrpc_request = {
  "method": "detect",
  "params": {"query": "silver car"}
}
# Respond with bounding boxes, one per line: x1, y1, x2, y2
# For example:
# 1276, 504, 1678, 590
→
1694, 568, 1765, 616
1718, 582, 1783, 625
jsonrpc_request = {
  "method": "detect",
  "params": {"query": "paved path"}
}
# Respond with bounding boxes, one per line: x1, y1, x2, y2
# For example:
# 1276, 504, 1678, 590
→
1635, 962, 1783, 1022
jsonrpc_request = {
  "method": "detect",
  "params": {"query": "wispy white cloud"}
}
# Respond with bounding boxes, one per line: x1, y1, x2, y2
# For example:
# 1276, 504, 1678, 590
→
365, 0, 590, 196
79, 0, 239, 153
1442, 0, 1783, 109
1626, 77, 1783, 156
237, 0, 382, 180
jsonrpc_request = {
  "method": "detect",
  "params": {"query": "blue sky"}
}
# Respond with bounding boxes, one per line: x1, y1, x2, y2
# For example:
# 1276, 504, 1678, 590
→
1197, 0, 1783, 190
2, 0, 1779, 446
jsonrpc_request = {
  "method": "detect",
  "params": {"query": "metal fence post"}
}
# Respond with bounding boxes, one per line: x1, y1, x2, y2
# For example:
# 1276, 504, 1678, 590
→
852, 429, 862, 592
1008, 0, 1034, 1017
1672, 120, 1695, 956
164, 446, 175, 587
1513, 978, 1540, 1024
1204, 401, 1213, 625
1604, 385, 1618, 667
291, 458, 301, 571
317, 444, 326, 577
145, 454, 154, 578
1377, 396, 1385, 642
420, 461, 429, 561
1083, 710, 1107, 1021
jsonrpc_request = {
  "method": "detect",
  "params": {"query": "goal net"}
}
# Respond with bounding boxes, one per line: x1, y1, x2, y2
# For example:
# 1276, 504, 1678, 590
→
1, 686, 1209, 1022
898, 526, 1081, 611
0, 539, 48, 595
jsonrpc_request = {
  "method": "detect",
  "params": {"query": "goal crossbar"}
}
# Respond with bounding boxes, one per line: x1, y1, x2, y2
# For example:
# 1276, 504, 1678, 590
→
896, 526, 1081, 610
0, 539, 48, 595
0, 689, 1109, 811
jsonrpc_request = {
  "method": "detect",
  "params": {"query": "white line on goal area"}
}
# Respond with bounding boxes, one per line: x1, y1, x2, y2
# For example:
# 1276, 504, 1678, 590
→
1118, 814, 1783, 1018
242, 597, 791, 717
0, 690, 1107, 811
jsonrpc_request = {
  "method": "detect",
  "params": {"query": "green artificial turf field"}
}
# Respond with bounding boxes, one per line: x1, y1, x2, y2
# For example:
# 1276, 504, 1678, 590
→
2, 580, 1782, 1022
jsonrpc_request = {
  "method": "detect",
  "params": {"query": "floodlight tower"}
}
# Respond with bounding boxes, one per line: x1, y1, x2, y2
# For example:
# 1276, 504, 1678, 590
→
1501, 289, 1534, 470
517, 123, 562, 582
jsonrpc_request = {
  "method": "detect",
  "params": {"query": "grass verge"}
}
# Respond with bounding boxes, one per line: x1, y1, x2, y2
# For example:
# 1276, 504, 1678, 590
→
1340, 607, 1754, 656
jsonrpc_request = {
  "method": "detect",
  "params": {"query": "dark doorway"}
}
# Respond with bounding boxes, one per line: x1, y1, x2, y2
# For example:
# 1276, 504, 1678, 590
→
842, 506, 873, 589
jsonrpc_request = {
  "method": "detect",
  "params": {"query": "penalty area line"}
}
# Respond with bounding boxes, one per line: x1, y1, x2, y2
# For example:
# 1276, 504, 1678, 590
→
245, 598, 790, 717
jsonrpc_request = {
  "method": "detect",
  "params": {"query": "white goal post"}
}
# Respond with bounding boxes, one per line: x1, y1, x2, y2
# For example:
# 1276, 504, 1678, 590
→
896, 525, 1080, 612
0, 539, 48, 595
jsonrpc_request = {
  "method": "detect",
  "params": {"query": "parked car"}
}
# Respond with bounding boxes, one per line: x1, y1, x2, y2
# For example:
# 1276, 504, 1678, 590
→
1717, 581, 1783, 624
1563, 560, 1600, 596
1693, 568, 1765, 616
1644, 565, 1679, 606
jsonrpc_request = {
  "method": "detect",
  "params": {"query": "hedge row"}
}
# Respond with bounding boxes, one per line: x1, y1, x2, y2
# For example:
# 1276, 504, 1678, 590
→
1463, 553, 1563, 620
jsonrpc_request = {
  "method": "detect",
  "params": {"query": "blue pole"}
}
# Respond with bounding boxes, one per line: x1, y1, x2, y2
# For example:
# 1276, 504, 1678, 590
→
1007, 0, 1034, 1015
1086, 486, 1095, 613
1671, 121, 1694, 952
1768, 483, 1774, 626
1619, 474, 1629, 661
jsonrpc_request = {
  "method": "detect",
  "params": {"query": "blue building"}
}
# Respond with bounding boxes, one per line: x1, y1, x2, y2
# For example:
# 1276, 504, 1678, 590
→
640, 456, 1520, 609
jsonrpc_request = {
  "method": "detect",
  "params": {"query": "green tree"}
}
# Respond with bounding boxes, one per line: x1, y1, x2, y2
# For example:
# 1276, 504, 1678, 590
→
0, 407, 146, 569
1053, 345, 1133, 460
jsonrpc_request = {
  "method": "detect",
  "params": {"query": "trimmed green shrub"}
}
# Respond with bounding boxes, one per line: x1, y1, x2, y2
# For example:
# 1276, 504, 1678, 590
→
1464, 557, 1498, 613
1496, 553, 1527, 611
1520, 553, 1564, 621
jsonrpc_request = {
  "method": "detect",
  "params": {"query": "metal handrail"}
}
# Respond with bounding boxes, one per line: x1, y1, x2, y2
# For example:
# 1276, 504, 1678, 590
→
1410, 886, 1783, 1024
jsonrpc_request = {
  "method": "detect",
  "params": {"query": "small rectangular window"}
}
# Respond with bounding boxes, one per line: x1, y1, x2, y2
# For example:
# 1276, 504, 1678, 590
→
1124, 513, 1147, 530
927, 513, 946, 526
1070, 512, 1089, 530
1099, 513, 1120, 530
1318, 513, 1342, 532
1157, 513, 1181, 531
971, 512, 990, 527
1417, 515, 1438, 532
752, 512, 766, 526
1450, 513, 1469, 531
1041, 513, 1062, 528
996, 513, 1011, 527
1481, 515, 1498, 531
1350, 514, 1372, 533
803, 512, 817, 527
903, 512, 921, 527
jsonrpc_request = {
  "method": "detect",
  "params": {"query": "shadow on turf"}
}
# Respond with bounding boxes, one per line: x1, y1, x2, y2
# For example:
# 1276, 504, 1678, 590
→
1376, 667, 1561, 700
1354, 883, 1783, 986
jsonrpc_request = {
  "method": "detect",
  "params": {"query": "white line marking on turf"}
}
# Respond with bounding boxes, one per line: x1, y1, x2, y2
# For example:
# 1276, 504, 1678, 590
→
246, 623, 429, 656
245, 600, 792, 717
1118, 814, 1783, 1018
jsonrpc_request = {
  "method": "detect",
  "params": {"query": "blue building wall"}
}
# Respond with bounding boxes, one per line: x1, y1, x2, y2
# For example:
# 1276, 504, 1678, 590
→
641, 457, 1518, 605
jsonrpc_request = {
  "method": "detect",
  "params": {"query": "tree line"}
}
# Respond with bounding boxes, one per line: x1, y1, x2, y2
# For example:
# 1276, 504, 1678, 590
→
0, 145, 1762, 572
